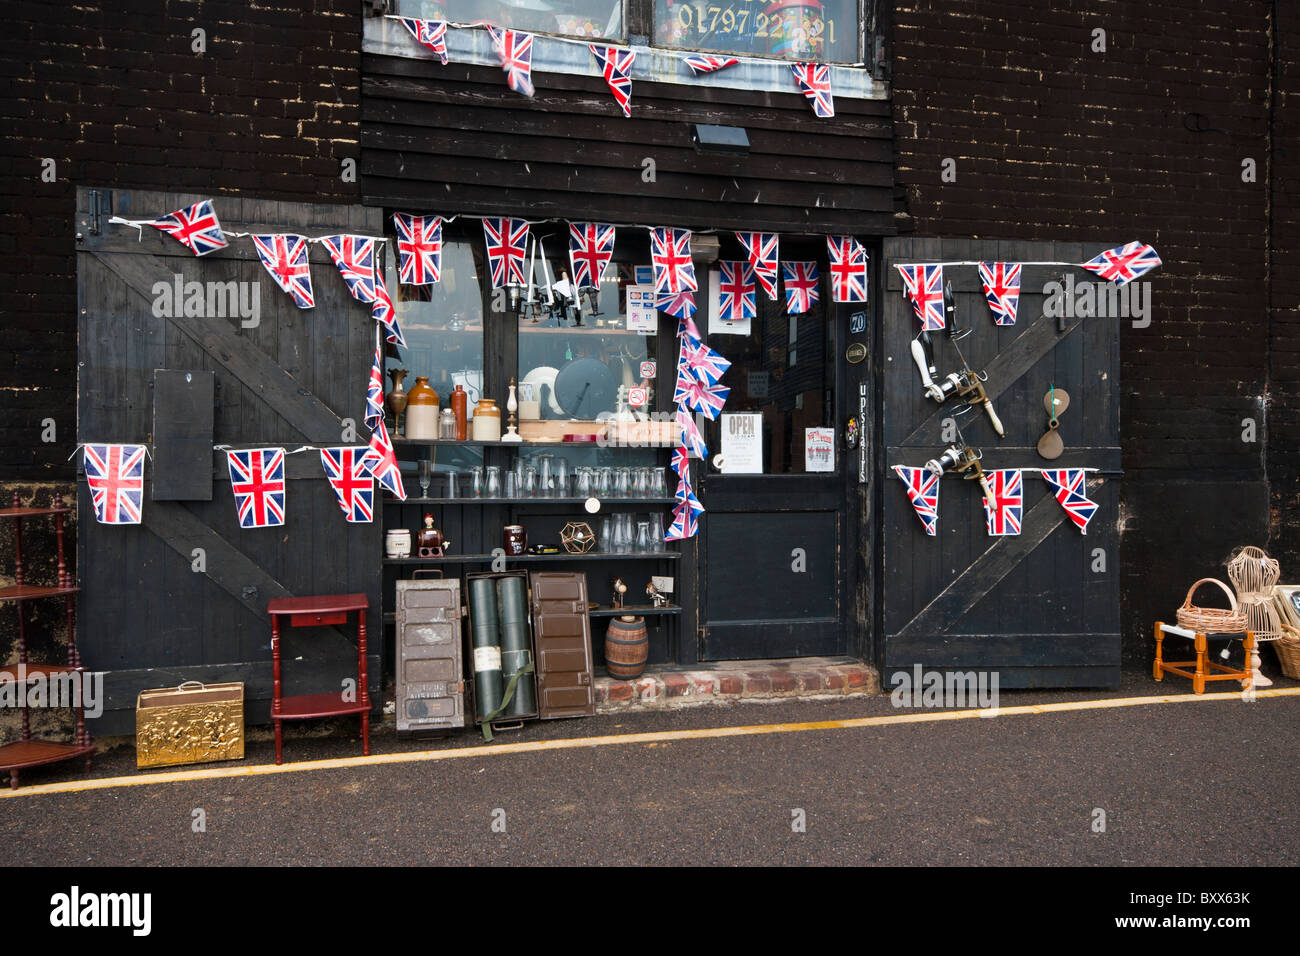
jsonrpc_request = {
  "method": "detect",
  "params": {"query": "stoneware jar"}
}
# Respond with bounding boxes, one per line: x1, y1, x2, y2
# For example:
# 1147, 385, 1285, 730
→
472, 398, 501, 442
404, 376, 440, 441
384, 528, 412, 559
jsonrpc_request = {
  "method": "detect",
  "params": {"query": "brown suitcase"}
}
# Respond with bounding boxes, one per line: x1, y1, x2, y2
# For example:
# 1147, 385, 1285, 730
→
395, 573, 466, 733
529, 572, 596, 719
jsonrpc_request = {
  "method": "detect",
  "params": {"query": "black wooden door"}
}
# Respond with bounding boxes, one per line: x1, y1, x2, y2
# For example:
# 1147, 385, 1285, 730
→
880, 238, 1121, 688
76, 188, 383, 734
696, 273, 851, 661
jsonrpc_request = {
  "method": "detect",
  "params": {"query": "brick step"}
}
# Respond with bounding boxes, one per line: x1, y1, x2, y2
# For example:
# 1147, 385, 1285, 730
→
595, 657, 879, 711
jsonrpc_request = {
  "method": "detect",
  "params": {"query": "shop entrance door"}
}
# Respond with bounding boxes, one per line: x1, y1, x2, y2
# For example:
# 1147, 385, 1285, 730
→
694, 266, 856, 661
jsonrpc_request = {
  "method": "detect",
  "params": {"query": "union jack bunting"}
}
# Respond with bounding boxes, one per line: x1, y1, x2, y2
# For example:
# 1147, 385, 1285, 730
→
978, 261, 1022, 326
675, 314, 703, 343
1080, 241, 1162, 286
791, 62, 834, 117
251, 234, 315, 309
683, 54, 739, 75
897, 263, 945, 330
657, 290, 697, 320
681, 337, 731, 387
488, 27, 535, 97
320, 447, 375, 523
717, 260, 757, 321
672, 361, 698, 404
677, 369, 730, 420
892, 465, 940, 537
650, 227, 697, 295
226, 448, 287, 529
1041, 468, 1099, 534
670, 445, 691, 479
83, 444, 145, 525
590, 45, 636, 117
675, 475, 705, 517
782, 261, 820, 315
675, 408, 709, 459
393, 213, 443, 285
362, 418, 406, 500
982, 469, 1023, 537
371, 278, 406, 348
826, 236, 868, 303
393, 16, 448, 64
365, 342, 384, 432
482, 217, 529, 288
735, 232, 779, 300
320, 235, 378, 304
568, 222, 616, 288
145, 200, 228, 256
664, 503, 691, 541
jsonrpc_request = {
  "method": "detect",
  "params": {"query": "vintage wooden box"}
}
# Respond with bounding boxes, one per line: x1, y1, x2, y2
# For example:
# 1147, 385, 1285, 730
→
395, 574, 466, 733
529, 572, 596, 719
135, 681, 245, 769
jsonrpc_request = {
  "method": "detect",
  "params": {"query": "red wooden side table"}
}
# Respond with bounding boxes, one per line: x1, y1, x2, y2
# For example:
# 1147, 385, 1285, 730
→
267, 593, 370, 765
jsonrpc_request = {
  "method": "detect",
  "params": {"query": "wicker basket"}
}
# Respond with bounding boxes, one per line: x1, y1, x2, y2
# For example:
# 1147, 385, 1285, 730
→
1274, 627, 1300, 679
1176, 578, 1248, 632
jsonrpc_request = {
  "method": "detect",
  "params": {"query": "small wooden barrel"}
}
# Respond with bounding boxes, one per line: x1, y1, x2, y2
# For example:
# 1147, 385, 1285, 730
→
605, 615, 648, 679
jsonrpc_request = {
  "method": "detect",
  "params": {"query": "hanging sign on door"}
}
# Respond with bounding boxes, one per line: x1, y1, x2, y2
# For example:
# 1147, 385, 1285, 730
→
720, 412, 763, 474
805, 427, 835, 472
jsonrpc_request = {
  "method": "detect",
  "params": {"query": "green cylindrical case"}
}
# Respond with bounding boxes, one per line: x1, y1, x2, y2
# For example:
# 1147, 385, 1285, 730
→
497, 576, 536, 717
468, 577, 504, 719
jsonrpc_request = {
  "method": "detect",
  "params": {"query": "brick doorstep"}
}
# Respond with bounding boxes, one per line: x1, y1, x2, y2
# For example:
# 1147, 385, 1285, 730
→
594, 657, 881, 712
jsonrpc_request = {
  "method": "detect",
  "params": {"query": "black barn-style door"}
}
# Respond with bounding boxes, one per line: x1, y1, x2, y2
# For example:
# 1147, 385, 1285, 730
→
880, 238, 1121, 688
75, 188, 383, 734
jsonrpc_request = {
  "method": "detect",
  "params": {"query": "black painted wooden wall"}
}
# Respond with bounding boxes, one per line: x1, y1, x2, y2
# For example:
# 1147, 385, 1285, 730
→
75, 188, 383, 734
880, 238, 1121, 688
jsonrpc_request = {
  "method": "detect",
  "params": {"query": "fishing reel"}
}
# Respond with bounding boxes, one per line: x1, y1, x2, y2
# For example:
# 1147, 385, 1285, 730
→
925, 443, 996, 504
908, 282, 1005, 437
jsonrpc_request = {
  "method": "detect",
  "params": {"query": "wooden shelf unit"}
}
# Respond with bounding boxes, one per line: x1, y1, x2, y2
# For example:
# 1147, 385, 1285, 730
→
0, 492, 92, 788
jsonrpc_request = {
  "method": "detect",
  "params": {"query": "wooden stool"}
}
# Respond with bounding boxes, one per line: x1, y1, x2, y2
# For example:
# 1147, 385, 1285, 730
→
1153, 621, 1255, 694
267, 594, 370, 765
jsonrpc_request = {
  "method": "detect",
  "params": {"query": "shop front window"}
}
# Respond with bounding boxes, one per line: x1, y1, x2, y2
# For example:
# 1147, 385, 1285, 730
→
654, 0, 858, 63
402, 0, 625, 42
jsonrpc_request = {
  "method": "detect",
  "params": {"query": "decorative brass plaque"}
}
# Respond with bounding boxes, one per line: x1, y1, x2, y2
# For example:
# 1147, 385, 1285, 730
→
136, 682, 245, 769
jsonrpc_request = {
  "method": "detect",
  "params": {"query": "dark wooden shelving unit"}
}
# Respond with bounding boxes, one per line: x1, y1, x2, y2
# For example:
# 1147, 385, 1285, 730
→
0, 493, 92, 789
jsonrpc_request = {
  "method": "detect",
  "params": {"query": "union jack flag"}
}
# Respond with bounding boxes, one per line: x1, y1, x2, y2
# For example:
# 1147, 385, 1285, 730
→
897, 263, 944, 330
670, 444, 691, 479
683, 54, 739, 75
677, 368, 730, 420
735, 232, 779, 300
590, 45, 636, 117
482, 217, 529, 289
371, 277, 406, 348
568, 222, 616, 288
650, 227, 697, 295
320, 235, 378, 304
365, 342, 384, 432
362, 418, 406, 500
782, 261, 820, 315
251, 234, 315, 309
83, 443, 145, 525
1080, 241, 1162, 286
791, 62, 834, 118
394, 213, 443, 285
675, 474, 705, 517
488, 27, 535, 97
658, 290, 697, 320
320, 446, 375, 523
978, 261, 1022, 326
675, 408, 709, 459
676, 314, 703, 343
982, 469, 1023, 537
226, 448, 286, 529
393, 16, 448, 64
1041, 468, 1099, 534
717, 260, 756, 321
827, 236, 868, 303
146, 200, 228, 256
664, 503, 692, 541
892, 465, 940, 536
681, 337, 731, 387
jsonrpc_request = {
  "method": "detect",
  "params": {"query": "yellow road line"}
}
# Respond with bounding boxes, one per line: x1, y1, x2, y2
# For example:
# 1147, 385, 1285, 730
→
5, 687, 1298, 799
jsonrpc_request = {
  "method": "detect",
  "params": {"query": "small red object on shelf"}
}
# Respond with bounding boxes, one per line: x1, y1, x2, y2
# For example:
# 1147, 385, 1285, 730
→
266, 593, 370, 765
562, 434, 599, 443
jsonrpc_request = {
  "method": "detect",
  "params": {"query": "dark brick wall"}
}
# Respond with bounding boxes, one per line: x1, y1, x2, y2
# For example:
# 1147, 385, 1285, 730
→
0, 0, 361, 482
890, 0, 1286, 664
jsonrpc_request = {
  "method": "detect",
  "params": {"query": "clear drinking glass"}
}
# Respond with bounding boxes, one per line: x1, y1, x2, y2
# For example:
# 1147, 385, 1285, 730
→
446, 471, 459, 499
504, 471, 518, 499
523, 466, 538, 497
650, 512, 666, 551
538, 455, 553, 498
555, 458, 569, 497
635, 520, 651, 553
598, 517, 613, 553
486, 465, 501, 498
470, 466, 484, 498
575, 468, 591, 498
418, 459, 432, 499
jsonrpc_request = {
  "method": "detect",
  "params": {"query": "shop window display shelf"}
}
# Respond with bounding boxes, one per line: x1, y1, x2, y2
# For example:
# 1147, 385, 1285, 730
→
397, 497, 676, 506
384, 552, 679, 565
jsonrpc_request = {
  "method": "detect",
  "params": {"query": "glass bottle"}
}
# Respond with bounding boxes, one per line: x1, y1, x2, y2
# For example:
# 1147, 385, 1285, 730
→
485, 465, 502, 498
598, 516, 613, 553
634, 520, 651, 553
439, 408, 457, 440
650, 512, 666, 551
470, 465, 484, 498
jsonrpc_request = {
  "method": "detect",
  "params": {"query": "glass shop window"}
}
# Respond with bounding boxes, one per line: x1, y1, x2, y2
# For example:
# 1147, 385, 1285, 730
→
705, 267, 832, 473
401, 0, 625, 42
654, 0, 858, 63
383, 237, 486, 425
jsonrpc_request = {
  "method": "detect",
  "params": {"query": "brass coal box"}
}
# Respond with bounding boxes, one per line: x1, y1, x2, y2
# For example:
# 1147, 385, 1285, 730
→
135, 681, 245, 769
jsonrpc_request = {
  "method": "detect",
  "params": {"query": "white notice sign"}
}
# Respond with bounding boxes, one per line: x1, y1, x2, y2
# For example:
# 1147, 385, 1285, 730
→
720, 413, 763, 474
626, 285, 657, 333
805, 427, 835, 472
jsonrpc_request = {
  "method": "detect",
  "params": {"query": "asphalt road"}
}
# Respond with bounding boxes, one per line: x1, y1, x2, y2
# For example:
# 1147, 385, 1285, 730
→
3, 669, 1298, 867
